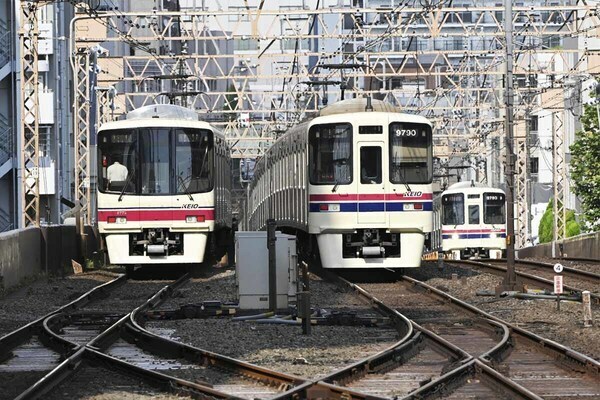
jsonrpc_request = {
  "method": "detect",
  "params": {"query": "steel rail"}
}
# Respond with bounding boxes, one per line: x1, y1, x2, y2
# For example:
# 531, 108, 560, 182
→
15, 273, 244, 399
0, 273, 126, 361
125, 266, 422, 400
404, 358, 543, 400
559, 256, 600, 263
490, 258, 600, 282
272, 271, 537, 400
449, 259, 600, 303
401, 275, 600, 375
126, 300, 307, 390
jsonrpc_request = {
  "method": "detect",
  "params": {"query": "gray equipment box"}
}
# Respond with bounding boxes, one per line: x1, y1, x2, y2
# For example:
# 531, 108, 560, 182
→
235, 231, 297, 310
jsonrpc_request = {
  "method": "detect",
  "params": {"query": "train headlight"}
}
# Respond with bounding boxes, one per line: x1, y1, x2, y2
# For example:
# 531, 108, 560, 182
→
319, 204, 340, 212
403, 203, 423, 211
490, 233, 497, 238
186, 215, 206, 223
107, 216, 127, 224
452, 233, 459, 240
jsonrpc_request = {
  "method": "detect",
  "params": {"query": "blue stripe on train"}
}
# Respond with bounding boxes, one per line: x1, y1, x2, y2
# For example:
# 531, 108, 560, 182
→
309, 201, 433, 213
442, 234, 507, 239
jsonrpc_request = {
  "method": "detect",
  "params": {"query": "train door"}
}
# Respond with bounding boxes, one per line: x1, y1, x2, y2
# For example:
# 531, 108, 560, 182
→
357, 142, 386, 224
139, 128, 173, 222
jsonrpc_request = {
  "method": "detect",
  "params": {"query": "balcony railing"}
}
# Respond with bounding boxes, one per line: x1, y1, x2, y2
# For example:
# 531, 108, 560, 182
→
0, 208, 12, 233
0, 19, 10, 68
0, 113, 12, 166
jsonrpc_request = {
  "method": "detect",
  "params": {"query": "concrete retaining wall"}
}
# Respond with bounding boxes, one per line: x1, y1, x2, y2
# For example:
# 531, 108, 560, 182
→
0, 227, 42, 291
0, 225, 89, 292
517, 232, 600, 260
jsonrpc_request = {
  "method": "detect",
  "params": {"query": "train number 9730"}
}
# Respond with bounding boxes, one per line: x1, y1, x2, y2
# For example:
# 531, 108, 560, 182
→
395, 129, 418, 137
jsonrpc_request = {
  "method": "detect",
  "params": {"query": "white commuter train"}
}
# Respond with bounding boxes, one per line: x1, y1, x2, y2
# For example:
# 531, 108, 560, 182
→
248, 98, 434, 269
97, 105, 232, 270
438, 182, 506, 259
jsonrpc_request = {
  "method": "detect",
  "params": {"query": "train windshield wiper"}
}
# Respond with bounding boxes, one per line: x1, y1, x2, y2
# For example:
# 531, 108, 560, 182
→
331, 157, 348, 193
332, 177, 342, 193
178, 175, 194, 201
118, 172, 135, 202
393, 151, 412, 192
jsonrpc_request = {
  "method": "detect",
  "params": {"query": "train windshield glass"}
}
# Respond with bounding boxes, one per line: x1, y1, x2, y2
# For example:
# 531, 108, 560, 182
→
484, 192, 505, 224
309, 123, 352, 185
175, 129, 213, 194
98, 128, 213, 195
140, 128, 170, 194
389, 122, 432, 184
442, 193, 464, 225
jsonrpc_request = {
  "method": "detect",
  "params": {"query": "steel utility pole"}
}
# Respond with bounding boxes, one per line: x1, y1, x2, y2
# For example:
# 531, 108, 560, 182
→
497, 0, 518, 294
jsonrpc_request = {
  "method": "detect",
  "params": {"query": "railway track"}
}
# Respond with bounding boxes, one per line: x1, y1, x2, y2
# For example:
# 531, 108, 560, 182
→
13, 273, 303, 399
0, 274, 127, 399
448, 259, 600, 303
6, 270, 392, 399
281, 269, 600, 399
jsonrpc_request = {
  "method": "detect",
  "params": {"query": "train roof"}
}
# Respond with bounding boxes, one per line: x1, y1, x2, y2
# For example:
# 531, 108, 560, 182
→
98, 104, 222, 135
444, 181, 505, 193
315, 98, 431, 125
126, 104, 200, 121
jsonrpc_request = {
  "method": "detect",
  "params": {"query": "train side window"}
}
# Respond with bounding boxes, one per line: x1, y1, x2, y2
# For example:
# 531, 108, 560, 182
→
360, 146, 382, 184
468, 205, 480, 225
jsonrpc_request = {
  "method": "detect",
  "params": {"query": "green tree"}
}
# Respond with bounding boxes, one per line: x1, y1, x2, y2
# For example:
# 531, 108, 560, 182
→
538, 199, 581, 243
569, 84, 600, 231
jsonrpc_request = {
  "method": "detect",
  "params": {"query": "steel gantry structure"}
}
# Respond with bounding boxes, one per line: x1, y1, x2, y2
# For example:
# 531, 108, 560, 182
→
16, 2, 596, 236
18, 1, 50, 227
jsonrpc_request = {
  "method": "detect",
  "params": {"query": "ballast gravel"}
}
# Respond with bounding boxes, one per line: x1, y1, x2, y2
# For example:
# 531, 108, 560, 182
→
0, 272, 116, 336
417, 262, 600, 361
148, 267, 399, 379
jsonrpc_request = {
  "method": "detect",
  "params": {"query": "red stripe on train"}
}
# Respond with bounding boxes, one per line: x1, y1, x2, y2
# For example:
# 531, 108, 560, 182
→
98, 209, 215, 222
309, 193, 433, 201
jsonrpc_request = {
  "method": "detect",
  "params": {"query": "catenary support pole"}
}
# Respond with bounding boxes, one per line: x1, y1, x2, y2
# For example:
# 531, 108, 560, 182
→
267, 219, 277, 312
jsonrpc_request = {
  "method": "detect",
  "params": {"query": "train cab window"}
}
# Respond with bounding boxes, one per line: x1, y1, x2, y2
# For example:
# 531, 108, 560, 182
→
442, 193, 464, 225
360, 146, 382, 184
389, 122, 433, 184
98, 130, 137, 193
175, 129, 213, 194
309, 123, 352, 185
484, 192, 506, 224
468, 205, 480, 225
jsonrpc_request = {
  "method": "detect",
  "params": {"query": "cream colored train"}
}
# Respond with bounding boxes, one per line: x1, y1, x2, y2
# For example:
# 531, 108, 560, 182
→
97, 105, 232, 272
248, 98, 434, 269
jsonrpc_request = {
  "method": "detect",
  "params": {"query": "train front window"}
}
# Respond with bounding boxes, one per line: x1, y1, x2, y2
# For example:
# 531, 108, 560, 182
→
140, 128, 170, 194
468, 205, 480, 225
98, 130, 137, 193
442, 193, 464, 225
360, 146, 382, 184
484, 192, 505, 224
175, 129, 213, 193
389, 123, 432, 184
309, 123, 352, 185
98, 127, 214, 195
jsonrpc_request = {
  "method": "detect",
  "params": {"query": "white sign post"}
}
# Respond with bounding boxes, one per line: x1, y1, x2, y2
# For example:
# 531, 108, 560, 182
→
554, 275, 563, 310
553, 263, 564, 274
